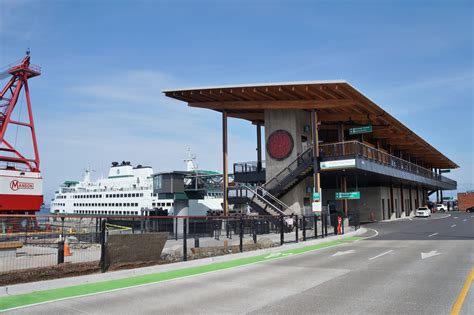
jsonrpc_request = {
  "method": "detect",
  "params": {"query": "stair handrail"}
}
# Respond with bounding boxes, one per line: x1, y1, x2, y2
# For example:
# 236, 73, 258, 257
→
262, 145, 314, 191
237, 183, 286, 216
255, 186, 290, 212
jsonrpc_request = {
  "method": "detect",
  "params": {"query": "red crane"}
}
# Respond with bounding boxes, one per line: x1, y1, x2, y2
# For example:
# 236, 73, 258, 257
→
0, 52, 43, 213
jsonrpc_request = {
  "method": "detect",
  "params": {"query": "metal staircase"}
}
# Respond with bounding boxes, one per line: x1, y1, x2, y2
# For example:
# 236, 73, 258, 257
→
229, 184, 289, 216
229, 146, 314, 216
262, 146, 314, 198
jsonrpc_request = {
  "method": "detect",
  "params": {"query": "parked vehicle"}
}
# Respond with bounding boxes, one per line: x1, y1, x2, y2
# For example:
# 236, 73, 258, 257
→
415, 207, 431, 218
466, 206, 474, 213
436, 204, 447, 212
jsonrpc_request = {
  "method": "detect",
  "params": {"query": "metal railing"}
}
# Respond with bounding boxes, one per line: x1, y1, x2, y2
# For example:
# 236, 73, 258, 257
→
0, 213, 357, 281
234, 160, 266, 173
263, 146, 313, 192
228, 183, 288, 215
319, 141, 456, 186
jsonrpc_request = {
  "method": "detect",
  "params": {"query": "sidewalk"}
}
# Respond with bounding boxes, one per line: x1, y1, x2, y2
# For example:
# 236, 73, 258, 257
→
0, 227, 366, 299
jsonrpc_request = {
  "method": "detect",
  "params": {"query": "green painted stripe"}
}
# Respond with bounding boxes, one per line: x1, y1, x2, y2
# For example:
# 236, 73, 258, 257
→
0, 236, 361, 311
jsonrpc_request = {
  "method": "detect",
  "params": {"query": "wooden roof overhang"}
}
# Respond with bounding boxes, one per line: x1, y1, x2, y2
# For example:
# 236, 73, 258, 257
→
163, 80, 458, 169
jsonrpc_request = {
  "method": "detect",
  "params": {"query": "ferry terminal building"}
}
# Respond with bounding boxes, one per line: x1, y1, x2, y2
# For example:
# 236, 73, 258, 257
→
164, 81, 458, 222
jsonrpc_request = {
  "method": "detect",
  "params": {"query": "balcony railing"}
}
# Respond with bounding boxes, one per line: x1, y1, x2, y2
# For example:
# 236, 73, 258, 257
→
319, 141, 456, 186
234, 160, 266, 173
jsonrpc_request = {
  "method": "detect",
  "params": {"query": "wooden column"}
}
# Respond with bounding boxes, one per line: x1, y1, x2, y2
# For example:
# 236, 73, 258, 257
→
256, 123, 262, 171
222, 111, 229, 216
311, 110, 321, 209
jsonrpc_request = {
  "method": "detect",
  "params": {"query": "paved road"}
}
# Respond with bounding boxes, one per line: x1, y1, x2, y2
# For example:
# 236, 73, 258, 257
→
7, 212, 474, 314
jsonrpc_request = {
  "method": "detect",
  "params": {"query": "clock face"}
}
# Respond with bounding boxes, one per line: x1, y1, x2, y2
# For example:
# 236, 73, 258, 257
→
267, 130, 294, 160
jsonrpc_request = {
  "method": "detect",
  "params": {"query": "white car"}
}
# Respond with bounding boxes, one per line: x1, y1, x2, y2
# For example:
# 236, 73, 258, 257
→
415, 207, 431, 217
436, 204, 447, 212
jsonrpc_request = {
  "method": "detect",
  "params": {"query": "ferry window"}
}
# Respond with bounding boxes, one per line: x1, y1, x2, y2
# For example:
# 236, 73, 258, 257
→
120, 194, 124, 198
132, 193, 136, 197
140, 193, 143, 197
166, 203, 171, 207
135, 203, 138, 206
128, 193, 131, 197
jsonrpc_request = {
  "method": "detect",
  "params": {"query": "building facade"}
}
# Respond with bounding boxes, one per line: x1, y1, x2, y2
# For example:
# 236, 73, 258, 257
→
164, 81, 458, 221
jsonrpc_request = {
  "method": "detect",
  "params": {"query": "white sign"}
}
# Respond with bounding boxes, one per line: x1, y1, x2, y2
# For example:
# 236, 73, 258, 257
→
0, 174, 42, 196
312, 201, 322, 213
320, 159, 356, 170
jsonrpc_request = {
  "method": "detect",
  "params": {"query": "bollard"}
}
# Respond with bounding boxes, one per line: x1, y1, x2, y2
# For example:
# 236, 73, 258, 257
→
57, 240, 64, 264
183, 218, 188, 261
194, 235, 200, 248
239, 217, 244, 252
302, 216, 306, 241
295, 215, 299, 243
280, 216, 284, 246
132, 217, 135, 234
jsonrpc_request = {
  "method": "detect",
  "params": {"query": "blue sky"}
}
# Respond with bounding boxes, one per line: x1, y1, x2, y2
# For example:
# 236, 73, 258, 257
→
0, 0, 472, 202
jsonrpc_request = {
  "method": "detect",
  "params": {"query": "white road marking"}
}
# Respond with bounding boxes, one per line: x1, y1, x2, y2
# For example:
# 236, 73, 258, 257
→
463, 219, 467, 222
453, 217, 459, 219
363, 228, 379, 240
332, 250, 355, 257
428, 233, 439, 237
451, 224, 456, 228
264, 253, 282, 259
369, 250, 393, 260
421, 250, 441, 259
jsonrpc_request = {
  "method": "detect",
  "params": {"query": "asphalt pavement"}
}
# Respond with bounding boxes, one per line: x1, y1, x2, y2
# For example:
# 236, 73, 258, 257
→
5, 212, 474, 315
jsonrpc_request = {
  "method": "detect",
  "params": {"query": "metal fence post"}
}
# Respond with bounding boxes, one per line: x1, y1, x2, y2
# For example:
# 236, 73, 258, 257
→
194, 235, 199, 248
175, 218, 178, 240
295, 215, 299, 243
57, 240, 64, 264
100, 219, 107, 273
314, 215, 318, 239
239, 217, 243, 252
342, 215, 345, 235
324, 213, 328, 237
321, 214, 324, 239
302, 216, 306, 241
183, 218, 188, 261
280, 216, 284, 246
253, 220, 257, 244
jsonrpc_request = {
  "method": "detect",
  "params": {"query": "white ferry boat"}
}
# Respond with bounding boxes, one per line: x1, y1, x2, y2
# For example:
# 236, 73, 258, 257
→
51, 161, 171, 216
51, 154, 224, 216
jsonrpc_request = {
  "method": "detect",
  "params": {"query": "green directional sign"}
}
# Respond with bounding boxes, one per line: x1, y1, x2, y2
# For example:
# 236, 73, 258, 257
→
312, 192, 321, 201
440, 170, 451, 173
349, 125, 373, 135
442, 197, 453, 200
336, 191, 360, 200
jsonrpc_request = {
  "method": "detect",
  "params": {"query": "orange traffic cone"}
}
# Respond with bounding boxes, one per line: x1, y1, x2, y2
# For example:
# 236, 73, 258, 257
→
64, 241, 72, 257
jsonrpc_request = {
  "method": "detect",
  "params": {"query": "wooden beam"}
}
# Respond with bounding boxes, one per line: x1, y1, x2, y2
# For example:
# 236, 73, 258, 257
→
189, 99, 355, 110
